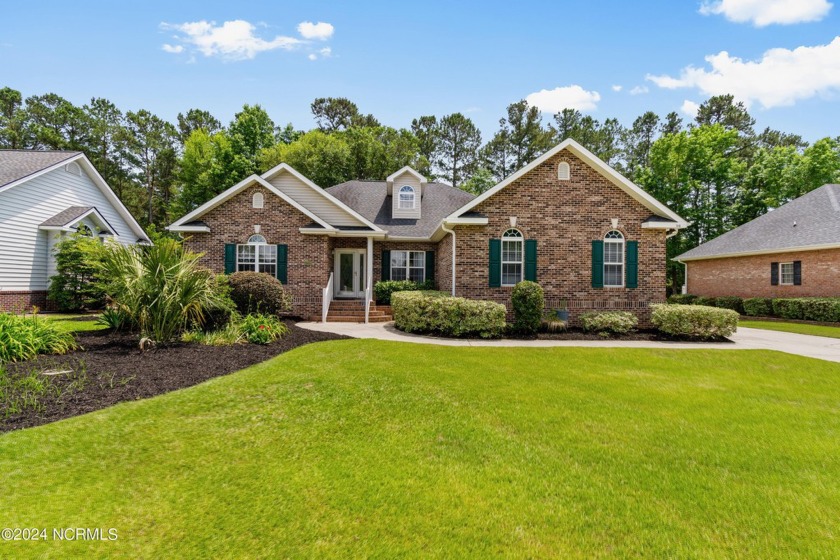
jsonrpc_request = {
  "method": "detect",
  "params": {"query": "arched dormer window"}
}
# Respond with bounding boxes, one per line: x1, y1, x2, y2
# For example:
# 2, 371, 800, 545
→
237, 234, 276, 275
604, 230, 624, 287
501, 228, 523, 286
398, 185, 416, 209
252, 192, 264, 209
557, 161, 570, 181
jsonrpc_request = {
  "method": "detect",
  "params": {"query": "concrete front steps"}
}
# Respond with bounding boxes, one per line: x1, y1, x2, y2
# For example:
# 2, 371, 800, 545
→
324, 299, 392, 323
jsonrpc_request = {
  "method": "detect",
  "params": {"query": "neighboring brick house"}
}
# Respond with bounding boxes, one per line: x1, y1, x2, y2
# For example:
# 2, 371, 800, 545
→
676, 184, 840, 299
168, 139, 687, 325
0, 151, 150, 313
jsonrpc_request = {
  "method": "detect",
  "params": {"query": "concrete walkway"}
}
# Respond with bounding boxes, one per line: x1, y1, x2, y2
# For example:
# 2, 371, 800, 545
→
297, 321, 840, 363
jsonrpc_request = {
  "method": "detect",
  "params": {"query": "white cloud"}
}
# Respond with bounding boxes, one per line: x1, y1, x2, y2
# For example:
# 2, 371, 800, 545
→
160, 20, 304, 60
319, 47, 332, 57
297, 21, 334, 40
629, 85, 649, 95
525, 85, 601, 113
681, 100, 700, 117
161, 43, 183, 54
699, 0, 832, 26
611, 85, 623, 92
308, 53, 318, 61
646, 37, 840, 109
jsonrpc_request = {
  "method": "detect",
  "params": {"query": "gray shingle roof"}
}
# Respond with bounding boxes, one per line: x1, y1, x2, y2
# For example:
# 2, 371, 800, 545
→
40, 206, 94, 227
326, 181, 475, 238
677, 184, 840, 260
0, 150, 81, 189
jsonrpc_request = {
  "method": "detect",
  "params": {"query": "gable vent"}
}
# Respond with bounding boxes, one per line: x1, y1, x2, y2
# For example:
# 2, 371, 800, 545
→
65, 162, 82, 176
557, 162, 570, 181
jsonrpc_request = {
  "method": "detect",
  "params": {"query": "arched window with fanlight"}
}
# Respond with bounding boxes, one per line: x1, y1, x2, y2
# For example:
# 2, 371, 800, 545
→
501, 228, 524, 286
236, 233, 277, 276
398, 185, 416, 209
603, 230, 624, 287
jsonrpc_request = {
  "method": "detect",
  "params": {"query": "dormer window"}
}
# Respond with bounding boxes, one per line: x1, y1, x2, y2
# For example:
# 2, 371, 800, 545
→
398, 185, 416, 209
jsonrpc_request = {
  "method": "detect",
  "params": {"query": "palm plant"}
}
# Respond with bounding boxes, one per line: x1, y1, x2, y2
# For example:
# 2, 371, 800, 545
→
99, 239, 230, 343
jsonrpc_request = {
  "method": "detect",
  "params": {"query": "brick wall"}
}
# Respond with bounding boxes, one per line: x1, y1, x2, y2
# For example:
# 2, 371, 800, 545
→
451, 149, 668, 326
183, 184, 331, 318
686, 248, 840, 298
0, 291, 48, 313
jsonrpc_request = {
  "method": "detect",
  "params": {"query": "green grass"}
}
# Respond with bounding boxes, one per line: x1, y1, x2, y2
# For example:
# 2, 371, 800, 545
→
741, 319, 840, 339
2, 341, 839, 558
39, 313, 105, 333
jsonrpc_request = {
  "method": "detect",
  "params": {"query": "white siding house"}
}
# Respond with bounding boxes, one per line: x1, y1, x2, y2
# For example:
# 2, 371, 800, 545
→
0, 151, 149, 311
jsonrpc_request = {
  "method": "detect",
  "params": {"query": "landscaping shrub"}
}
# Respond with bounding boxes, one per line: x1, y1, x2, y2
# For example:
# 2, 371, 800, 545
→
48, 233, 107, 311
579, 311, 638, 335
240, 313, 289, 345
373, 280, 434, 305
715, 296, 744, 314
228, 272, 292, 316
667, 294, 697, 305
651, 304, 739, 339
98, 238, 231, 343
771, 298, 840, 322
0, 313, 77, 363
743, 297, 773, 317
510, 281, 544, 335
772, 298, 804, 320
693, 296, 717, 307
97, 307, 136, 331
392, 291, 506, 338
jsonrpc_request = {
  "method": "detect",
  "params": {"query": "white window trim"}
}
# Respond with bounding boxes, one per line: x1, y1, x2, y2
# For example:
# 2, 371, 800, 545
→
604, 230, 625, 288
779, 262, 794, 285
398, 185, 416, 210
501, 229, 524, 287
390, 250, 426, 282
236, 236, 276, 275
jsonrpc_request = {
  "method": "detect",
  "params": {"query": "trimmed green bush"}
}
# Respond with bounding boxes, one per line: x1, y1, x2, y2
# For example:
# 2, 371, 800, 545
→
771, 298, 840, 322
579, 311, 638, 335
373, 280, 434, 305
510, 281, 544, 335
228, 272, 292, 316
0, 313, 77, 363
693, 296, 717, 307
392, 291, 506, 338
667, 294, 697, 305
48, 233, 107, 311
772, 298, 804, 320
715, 296, 744, 314
743, 297, 773, 317
651, 304, 739, 339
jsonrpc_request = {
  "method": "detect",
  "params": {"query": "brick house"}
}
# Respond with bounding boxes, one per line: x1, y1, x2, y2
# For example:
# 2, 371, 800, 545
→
168, 139, 686, 325
676, 184, 840, 298
0, 151, 150, 313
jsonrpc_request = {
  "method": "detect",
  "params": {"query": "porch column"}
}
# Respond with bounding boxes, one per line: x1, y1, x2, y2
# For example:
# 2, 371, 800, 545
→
366, 236, 374, 299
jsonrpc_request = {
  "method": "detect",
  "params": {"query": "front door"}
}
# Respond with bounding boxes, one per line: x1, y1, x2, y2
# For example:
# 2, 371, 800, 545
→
334, 250, 366, 298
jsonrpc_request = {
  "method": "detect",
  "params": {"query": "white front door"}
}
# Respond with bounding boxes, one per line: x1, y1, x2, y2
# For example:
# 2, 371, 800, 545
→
334, 250, 366, 298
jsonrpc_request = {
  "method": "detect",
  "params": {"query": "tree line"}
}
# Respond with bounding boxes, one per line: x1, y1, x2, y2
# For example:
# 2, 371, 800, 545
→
1, 86, 839, 289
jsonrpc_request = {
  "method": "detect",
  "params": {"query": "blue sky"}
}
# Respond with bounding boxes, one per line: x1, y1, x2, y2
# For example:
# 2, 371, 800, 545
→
2, 0, 839, 142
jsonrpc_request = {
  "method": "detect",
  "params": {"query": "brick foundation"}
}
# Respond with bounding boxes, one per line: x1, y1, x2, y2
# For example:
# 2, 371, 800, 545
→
0, 291, 48, 314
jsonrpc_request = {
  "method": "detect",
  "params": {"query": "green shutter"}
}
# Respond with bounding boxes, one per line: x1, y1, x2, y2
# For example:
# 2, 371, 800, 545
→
591, 240, 604, 288
626, 240, 638, 289
224, 244, 236, 274
425, 251, 435, 284
276, 244, 288, 284
489, 239, 501, 287
381, 250, 391, 281
524, 239, 537, 282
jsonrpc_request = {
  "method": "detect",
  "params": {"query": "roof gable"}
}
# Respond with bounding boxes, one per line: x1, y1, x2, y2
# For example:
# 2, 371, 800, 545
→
445, 139, 687, 227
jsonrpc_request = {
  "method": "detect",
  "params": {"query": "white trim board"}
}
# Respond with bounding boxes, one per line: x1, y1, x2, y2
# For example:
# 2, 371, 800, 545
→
676, 242, 840, 262
445, 138, 688, 228
386, 165, 426, 183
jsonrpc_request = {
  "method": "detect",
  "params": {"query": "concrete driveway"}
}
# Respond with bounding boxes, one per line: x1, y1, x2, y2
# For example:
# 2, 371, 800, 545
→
297, 322, 840, 364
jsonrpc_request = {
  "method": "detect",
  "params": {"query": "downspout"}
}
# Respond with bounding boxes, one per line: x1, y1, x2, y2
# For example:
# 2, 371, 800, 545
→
440, 222, 457, 296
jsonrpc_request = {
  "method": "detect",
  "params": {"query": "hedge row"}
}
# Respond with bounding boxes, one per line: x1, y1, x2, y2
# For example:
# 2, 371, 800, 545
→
391, 291, 506, 338
651, 304, 739, 339
373, 280, 435, 305
668, 294, 840, 323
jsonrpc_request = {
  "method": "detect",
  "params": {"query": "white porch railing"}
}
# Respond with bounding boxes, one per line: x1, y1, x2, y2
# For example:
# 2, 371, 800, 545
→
364, 274, 372, 324
321, 272, 334, 323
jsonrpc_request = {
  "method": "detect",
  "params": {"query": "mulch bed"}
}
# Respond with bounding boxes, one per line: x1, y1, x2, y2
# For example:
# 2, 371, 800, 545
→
2, 321, 348, 433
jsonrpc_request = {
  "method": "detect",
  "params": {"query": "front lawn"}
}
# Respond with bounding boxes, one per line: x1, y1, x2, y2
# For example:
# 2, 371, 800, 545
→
39, 313, 106, 334
740, 319, 840, 339
2, 341, 839, 558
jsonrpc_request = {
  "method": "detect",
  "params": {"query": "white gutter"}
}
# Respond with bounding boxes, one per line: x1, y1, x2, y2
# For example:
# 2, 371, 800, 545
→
440, 222, 457, 296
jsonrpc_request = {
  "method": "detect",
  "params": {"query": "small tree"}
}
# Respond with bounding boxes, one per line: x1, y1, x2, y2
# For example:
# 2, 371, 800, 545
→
511, 281, 544, 335
48, 233, 106, 311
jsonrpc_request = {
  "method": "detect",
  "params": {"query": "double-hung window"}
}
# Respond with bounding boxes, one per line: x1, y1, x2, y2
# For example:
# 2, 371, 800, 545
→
501, 229, 523, 286
237, 234, 276, 276
780, 262, 794, 285
391, 250, 425, 282
604, 230, 624, 287
398, 185, 416, 209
